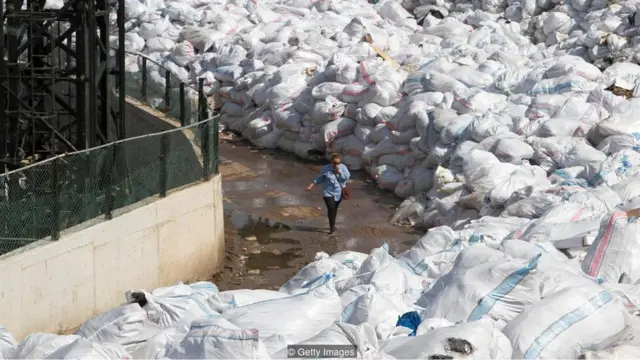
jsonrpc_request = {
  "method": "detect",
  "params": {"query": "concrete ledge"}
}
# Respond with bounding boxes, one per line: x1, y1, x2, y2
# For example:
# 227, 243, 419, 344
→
0, 174, 224, 340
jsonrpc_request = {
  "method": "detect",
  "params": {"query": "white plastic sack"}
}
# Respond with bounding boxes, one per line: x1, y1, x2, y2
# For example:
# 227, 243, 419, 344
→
340, 286, 410, 340
370, 165, 404, 190
582, 211, 640, 284
170, 42, 196, 67
0, 326, 16, 359
416, 244, 542, 323
280, 258, 355, 294
322, 117, 357, 145
222, 275, 341, 345
273, 322, 384, 359
44, 338, 131, 359
75, 303, 162, 352
13, 334, 81, 359
503, 286, 626, 359
219, 289, 289, 308
397, 226, 459, 278
380, 318, 512, 359
336, 245, 428, 303
164, 318, 271, 359
125, 282, 221, 327
130, 319, 192, 359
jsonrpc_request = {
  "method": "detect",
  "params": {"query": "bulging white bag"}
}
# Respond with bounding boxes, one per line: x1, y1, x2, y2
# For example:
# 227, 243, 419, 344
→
317, 251, 369, 272
219, 289, 289, 308
130, 319, 192, 359
125, 282, 221, 328
370, 165, 404, 190
266, 76, 307, 110
337, 245, 428, 303
280, 258, 355, 294
164, 318, 271, 359
311, 97, 345, 125
245, 112, 274, 140
341, 286, 410, 340
380, 318, 513, 359
322, 117, 357, 145
75, 303, 162, 352
582, 211, 640, 284
272, 322, 384, 359
415, 244, 542, 323
44, 338, 131, 359
222, 274, 342, 345
13, 334, 81, 359
452, 89, 507, 115
0, 326, 16, 359
170, 41, 196, 67
397, 226, 459, 278
503, 286, 626, 359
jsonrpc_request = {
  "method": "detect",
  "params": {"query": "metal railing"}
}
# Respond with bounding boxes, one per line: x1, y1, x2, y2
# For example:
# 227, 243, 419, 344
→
117, 49, 218, 127
0, 50, 220, 255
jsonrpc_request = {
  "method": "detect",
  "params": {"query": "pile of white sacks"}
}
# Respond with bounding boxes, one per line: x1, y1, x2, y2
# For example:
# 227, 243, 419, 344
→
57, 0, 640, 357
114, 0, 640, 211
3, 226, 640, 359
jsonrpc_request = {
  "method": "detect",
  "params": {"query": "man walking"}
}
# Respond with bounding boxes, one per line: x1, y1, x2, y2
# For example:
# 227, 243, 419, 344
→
306, 153, 351, 235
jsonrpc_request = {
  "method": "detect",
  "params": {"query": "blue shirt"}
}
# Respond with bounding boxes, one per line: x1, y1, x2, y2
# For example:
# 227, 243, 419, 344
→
314, 164, 351, 201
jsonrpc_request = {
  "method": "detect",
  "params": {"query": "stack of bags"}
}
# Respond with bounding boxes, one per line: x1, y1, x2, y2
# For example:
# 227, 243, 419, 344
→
106, 0, 640, 213
5, 219, 640, 359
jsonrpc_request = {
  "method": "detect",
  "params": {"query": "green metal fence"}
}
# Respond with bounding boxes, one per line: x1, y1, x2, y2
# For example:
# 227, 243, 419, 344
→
119, 50, 217, 127
0, 51, 220, 255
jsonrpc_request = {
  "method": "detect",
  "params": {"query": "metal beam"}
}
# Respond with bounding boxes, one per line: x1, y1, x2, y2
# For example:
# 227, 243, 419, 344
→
0, 0, 125, 166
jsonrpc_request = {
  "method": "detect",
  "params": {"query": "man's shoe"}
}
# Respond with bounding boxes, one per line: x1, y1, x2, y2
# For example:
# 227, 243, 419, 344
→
329, 227, 337, 235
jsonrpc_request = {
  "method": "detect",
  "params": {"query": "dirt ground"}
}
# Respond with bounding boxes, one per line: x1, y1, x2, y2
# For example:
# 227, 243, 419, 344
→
211, 133, 420, 291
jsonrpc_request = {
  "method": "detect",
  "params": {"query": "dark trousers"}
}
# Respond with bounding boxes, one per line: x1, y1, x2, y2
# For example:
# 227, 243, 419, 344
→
323, 196, 342, 231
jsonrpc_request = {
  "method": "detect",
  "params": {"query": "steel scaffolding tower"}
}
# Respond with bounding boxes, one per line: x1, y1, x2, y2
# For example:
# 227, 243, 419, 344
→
0, 0, 126, 169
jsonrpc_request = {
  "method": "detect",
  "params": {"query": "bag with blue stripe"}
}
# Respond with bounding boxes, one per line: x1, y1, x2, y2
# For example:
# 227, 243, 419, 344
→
339, 285, 411, 340
581, 211, 640, 284
222, 273, 342, 346
218, 289, 289, 309
272, 322, 386, 359
396, 226, 461, 279
500, 239, 599, 298
415, 244, 542, 323
125, 281, 222, 328
280, 254, 358, 295
503, 285, 626, 359
579, 311, 640, 358
164, 317, 272, 359
380, 317, 513, 359
335, 245, 429, 304
76, 303, 164, 353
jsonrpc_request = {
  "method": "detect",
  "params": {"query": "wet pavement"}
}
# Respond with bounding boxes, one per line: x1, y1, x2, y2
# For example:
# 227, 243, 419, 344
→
213, 133, 419, 290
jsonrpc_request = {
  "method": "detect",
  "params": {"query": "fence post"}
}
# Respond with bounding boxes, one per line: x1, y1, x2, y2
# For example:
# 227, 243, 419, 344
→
104, 144, 115, 220
199, 78, 211, 180
141, 57, 148, 103
51, 158, 61, 241
213, 116, 219, 174
159, 133, 169, 197
179, 82, 186, 126
202, 121, 211, 181
115, 50, 121, 92
198, 78, 206, 122
164, 70, 171, 113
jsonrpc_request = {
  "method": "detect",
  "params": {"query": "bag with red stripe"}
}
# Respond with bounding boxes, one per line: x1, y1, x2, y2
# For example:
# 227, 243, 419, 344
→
581, 210, 640, 283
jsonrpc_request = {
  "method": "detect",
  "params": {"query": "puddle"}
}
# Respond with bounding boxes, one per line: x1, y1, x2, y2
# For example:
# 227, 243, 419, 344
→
227, 208, 303, 245
246, 249, 304, 270
258, 236, 301, 245
229, 209, 289, 231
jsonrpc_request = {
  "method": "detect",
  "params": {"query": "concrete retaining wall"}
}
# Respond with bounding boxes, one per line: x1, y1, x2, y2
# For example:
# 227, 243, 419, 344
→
0, 174, 224, 340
